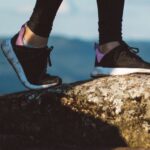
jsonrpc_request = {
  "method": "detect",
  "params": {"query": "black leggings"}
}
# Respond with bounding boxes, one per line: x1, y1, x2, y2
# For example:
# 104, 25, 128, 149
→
27, 0, 63, 38
27, 0, 125, 44
97, 0, 125, 44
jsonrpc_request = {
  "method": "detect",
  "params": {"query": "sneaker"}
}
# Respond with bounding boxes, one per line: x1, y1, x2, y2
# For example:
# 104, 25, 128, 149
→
91, 41, 150, 77
1, 34, 62, 90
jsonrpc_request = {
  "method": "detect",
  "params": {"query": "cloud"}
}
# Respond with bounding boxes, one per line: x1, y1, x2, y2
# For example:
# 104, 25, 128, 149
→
59, 1, 71, 14
1, 0, 150, 40
15, 5, 33, 14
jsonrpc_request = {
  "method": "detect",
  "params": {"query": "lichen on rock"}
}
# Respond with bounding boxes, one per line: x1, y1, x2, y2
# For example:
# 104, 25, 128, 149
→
0, 74, 150, 149
63, 74, 150, 148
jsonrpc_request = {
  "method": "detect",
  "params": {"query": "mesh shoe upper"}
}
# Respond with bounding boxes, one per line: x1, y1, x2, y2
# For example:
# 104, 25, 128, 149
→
11, 34, 62, 86
95, 41, 150, 69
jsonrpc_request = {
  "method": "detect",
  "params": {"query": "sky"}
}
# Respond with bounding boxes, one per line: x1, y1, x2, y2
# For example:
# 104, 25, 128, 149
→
0, 0, 150, 40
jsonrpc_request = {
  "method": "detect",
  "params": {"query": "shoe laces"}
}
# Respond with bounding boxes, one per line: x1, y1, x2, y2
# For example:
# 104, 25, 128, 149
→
47, 46, 53, 67
121, 41, 142, 60
41, 46, 53, 78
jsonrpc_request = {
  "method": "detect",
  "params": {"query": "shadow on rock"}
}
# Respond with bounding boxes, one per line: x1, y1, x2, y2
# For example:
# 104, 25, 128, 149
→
0, 92, 127, 150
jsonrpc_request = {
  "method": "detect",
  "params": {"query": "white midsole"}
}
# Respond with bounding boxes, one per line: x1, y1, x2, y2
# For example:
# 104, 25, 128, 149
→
1, 39, 58, 89
91, 67, 150, 77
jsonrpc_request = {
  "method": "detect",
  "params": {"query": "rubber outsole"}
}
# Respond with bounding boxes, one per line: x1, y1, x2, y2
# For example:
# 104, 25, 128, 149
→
91, 67, 150, 77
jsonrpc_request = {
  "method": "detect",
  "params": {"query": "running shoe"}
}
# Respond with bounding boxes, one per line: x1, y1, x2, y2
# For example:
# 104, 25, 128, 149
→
91, 41, 150, 77
1, 34, 62, 89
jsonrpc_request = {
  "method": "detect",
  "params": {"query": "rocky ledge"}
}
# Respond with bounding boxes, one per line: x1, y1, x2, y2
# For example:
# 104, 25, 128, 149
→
0, 74, 150, 149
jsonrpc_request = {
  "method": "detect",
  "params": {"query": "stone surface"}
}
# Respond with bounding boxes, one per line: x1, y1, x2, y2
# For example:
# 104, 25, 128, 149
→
0, 74, 150, 149
62, 74, 150, 148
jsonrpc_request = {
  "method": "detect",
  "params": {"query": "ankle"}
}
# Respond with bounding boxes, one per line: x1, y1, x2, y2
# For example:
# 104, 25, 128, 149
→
100, 41, 120, 53
22, 25, 48, 48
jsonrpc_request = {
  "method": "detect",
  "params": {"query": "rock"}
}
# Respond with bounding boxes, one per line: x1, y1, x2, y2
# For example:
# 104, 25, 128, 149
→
0, 74, 150, 149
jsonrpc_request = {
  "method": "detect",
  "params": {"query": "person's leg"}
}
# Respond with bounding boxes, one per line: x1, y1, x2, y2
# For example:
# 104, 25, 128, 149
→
97, 0, 124, 53
1, 0, 63, 89
17, 0, 63, 48
91, 0, 150, 77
